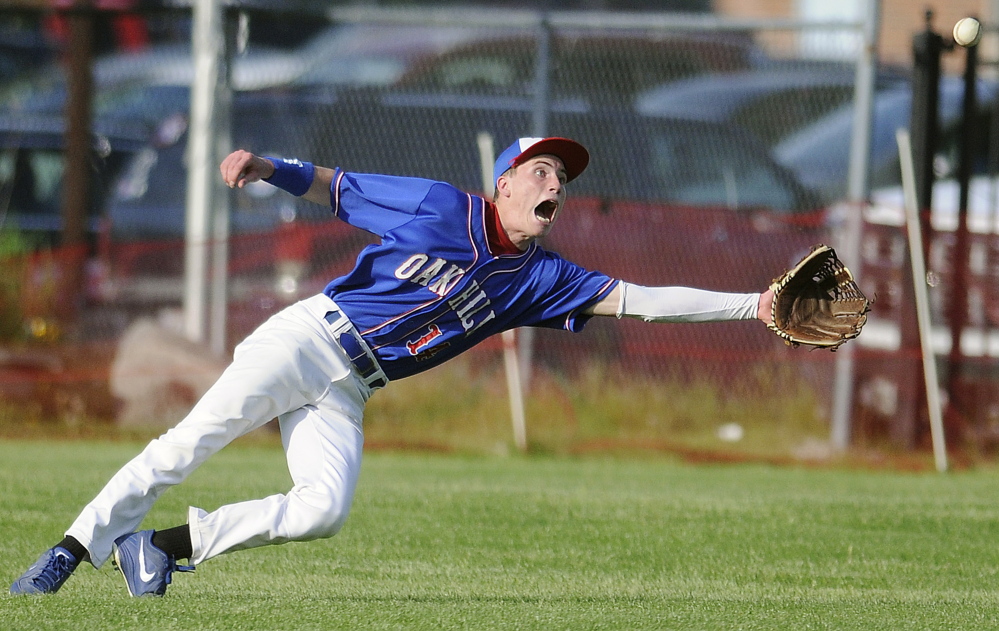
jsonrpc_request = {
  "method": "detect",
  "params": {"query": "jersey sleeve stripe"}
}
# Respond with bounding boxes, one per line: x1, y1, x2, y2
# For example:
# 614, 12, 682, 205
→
331, 169, 346, 216
464, 193, 481, 266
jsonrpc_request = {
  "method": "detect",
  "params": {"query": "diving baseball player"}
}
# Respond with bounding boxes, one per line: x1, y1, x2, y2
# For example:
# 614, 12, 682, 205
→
11, 136, 775, 596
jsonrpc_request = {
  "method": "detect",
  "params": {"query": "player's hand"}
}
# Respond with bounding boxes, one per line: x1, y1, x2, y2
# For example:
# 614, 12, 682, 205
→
757, 288, 774, 325
220, 150, 275, 189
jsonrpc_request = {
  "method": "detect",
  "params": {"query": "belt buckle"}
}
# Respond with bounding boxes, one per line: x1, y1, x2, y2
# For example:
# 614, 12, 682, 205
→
325, 309, 386, 389
324, 310, 345, 328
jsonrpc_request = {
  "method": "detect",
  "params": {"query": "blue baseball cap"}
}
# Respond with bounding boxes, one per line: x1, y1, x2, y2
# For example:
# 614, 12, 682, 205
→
493, 137, 590, 186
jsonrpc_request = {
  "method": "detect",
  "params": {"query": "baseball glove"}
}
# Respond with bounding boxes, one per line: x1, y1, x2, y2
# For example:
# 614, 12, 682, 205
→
768, 244, 870, 350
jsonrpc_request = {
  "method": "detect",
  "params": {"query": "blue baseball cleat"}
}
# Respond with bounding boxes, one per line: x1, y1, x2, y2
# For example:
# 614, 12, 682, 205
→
112, 530, 194, 597
10, 546, 79, 595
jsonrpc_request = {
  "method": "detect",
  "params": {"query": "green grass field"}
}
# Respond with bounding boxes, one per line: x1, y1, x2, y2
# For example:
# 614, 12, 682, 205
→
4, 439, 999, 630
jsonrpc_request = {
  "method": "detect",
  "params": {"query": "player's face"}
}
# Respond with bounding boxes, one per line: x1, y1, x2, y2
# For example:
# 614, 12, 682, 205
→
499, 155, 568, 246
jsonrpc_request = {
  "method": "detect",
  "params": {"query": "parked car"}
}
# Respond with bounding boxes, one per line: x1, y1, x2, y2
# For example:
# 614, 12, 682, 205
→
0, 111, 147, 340
635, 62, 909, 146
390, 29, 767, 106
773, 76, 999, 204
0, 112, 147, 249
0, 22, 511, 127
107, 91, 324, 240
0, 42, 304, 127
289, 22, 523, 94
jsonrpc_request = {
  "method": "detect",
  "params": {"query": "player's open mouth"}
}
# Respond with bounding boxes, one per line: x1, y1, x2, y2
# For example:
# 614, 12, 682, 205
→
535, 199, 559, 225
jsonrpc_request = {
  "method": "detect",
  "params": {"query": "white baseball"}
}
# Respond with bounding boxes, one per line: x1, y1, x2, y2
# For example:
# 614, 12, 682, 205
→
716, 422, 744, 443
954, 17, 983, 47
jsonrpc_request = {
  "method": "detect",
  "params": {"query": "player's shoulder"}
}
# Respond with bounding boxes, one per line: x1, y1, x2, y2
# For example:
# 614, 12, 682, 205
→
339, 169, 443, 189
418, 178, 483, 212
535, 245, 566, 263
528, 245, 582, 272
360, 171, 468, 197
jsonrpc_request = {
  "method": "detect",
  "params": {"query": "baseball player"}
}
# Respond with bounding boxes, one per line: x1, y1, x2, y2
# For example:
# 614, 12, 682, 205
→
11, 136, 775, 597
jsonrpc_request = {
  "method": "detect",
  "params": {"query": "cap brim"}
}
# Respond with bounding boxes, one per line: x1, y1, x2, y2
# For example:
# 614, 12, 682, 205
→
510, 137, 590, 183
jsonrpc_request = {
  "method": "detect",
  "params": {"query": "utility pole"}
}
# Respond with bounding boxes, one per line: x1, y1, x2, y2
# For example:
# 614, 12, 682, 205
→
60, 0, 95, 334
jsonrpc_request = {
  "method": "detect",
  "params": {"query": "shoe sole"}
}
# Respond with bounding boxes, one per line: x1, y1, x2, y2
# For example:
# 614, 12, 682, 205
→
112, 543, 140, 597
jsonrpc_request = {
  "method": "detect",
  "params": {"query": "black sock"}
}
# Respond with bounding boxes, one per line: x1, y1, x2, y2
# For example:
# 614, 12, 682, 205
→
151, 525, 194, 561
56, 536, 87, 564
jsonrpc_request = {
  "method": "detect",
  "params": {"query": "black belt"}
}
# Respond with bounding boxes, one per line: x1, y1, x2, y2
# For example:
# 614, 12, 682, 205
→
324, 310, 387, 389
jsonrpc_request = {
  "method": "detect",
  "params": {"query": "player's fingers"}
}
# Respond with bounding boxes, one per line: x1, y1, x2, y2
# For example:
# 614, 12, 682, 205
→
219, 152, 241, 187
220, 150, 254, 188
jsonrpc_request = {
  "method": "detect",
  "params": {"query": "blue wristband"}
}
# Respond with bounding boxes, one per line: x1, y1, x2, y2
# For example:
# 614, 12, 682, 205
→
263, 157, 315, 197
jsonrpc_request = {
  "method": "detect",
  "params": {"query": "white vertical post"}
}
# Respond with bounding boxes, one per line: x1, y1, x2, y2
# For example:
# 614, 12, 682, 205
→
830, 0, 881, 450
184, 0, 222, 344
897, 128, 948, 473
477, 131, 528, 452
207, 13, 236, 356
186, 0, 231, 355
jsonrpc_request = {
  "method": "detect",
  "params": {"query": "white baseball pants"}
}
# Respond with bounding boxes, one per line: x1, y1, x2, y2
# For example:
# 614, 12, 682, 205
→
66, 294, 378, 568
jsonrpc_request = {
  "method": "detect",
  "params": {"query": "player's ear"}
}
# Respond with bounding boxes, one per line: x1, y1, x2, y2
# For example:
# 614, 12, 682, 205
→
495, 173, 511, 198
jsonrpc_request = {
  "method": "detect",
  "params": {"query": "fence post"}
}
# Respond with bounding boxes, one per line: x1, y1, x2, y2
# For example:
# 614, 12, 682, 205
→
945, 38, 977, 439
207, 10, 238, 356
185, 0, 232, 354
59, 1, 95, 332
889, 10, 945, 448
831, 0, 881, 450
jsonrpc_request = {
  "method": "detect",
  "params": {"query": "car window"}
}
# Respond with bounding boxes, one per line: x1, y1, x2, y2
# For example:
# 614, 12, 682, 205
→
729, 85, 856, 146
540, 111, 805, 212
0, 137, 134, 247
427, 54, 528, 92
0, 147, 63, 215
398, 33, 757, 102
645, 125, 797, 211
107, 92, 326, 240
406, 44, 535, 94
110, 135, 287, 239
554, 46, 711, 100
935, 99, 997, 181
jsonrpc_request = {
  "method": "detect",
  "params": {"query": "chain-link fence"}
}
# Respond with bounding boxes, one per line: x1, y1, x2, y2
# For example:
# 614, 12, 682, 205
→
1, 2, 992, 459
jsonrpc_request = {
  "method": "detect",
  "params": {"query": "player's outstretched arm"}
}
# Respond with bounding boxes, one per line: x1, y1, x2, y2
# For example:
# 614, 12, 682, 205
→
299, 168, 335, 205
219, 150, 335, 206
586, 282, 773, 325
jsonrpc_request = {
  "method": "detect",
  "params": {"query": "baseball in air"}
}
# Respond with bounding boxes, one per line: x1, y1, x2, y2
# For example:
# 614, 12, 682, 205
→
953, 17, 983, 47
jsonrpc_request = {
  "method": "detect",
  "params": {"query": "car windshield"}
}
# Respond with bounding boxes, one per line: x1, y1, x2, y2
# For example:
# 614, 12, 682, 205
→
534, 111, 810, 213
0, 136, 135, 244
773, 76, 999, 201
633, 64, 907, 147
0, 43, 303, 121
293, 23, 507, 88
106, 91, 326, 240
644, 125, 798, 211
397, 31, 761, 103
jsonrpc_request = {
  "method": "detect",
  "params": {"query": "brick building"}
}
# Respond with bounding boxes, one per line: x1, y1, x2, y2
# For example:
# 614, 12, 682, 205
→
716, 0, 996, 74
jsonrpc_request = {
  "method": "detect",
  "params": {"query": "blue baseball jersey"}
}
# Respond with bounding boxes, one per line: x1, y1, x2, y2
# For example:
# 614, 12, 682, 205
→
322, 170, 618, 381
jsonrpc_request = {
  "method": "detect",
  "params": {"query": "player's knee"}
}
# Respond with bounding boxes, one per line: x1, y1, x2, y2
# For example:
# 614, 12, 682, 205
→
306, 505, 349, 539
289, 488, 351, 539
